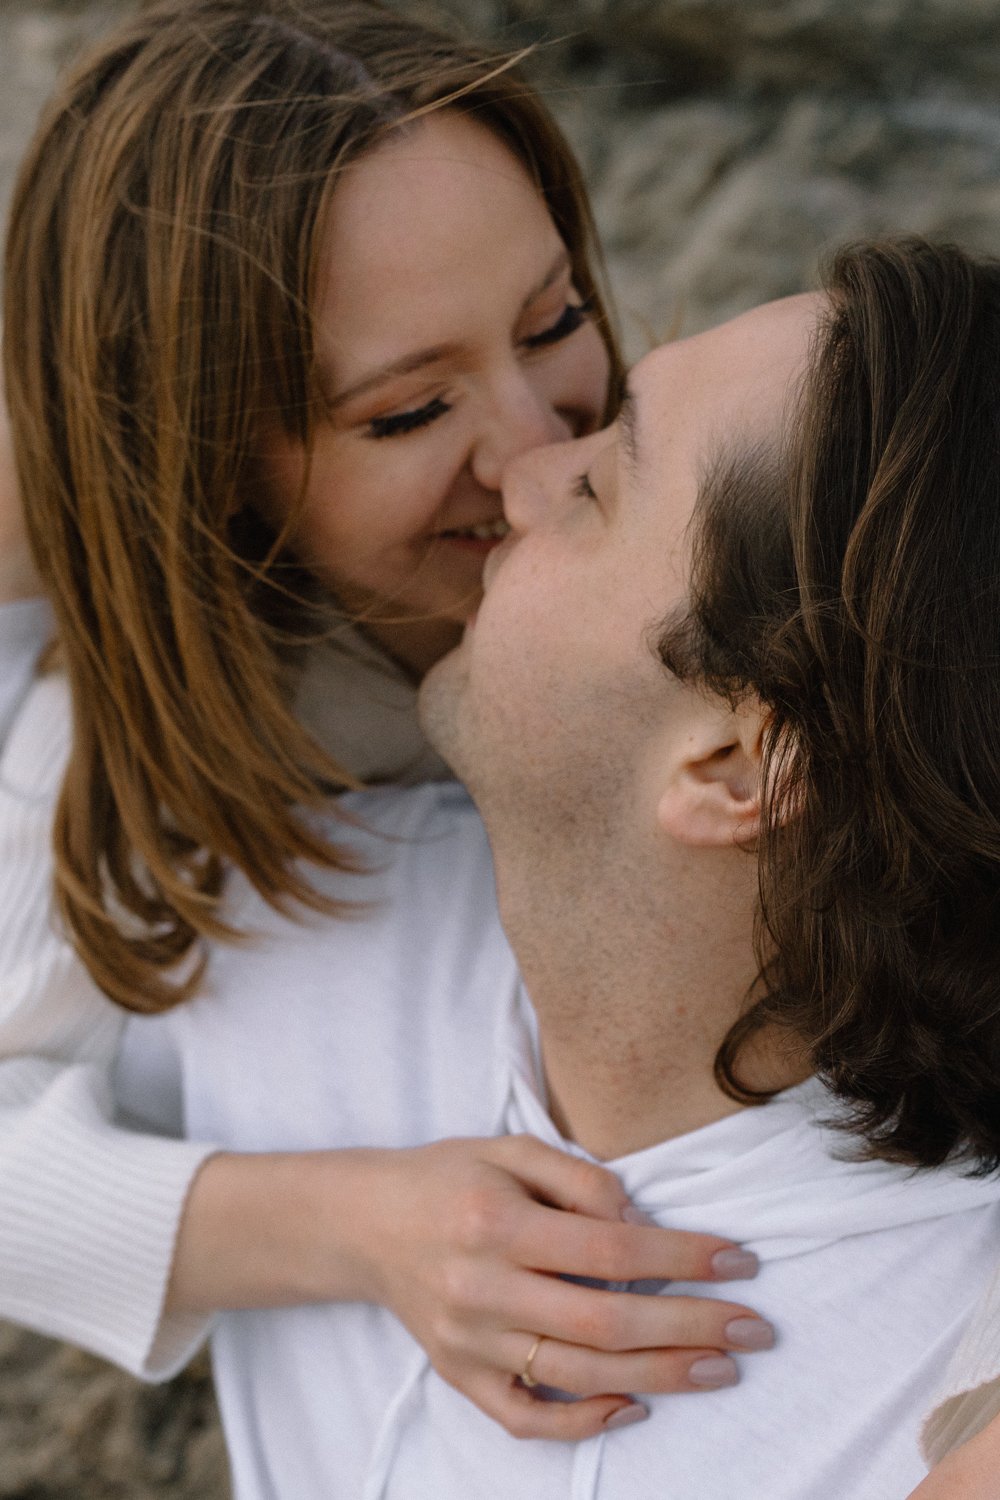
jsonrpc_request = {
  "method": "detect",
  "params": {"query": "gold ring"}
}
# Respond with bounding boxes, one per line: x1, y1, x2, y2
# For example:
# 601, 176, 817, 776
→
520, 1335, 544, 1389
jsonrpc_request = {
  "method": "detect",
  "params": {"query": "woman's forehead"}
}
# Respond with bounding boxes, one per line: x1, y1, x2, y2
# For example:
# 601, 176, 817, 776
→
310, 112, 568, 386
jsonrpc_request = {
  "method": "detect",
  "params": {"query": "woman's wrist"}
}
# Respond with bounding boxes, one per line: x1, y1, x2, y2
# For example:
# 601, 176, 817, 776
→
165, 1148, 389, 1316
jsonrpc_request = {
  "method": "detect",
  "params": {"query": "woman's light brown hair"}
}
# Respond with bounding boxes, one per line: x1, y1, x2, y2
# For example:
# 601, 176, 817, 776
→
3, 0, 623, 1013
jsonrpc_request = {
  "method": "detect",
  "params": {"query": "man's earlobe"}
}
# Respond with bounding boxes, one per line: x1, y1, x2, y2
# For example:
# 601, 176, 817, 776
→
657, 748, 762, 847
656, 704, 766, 848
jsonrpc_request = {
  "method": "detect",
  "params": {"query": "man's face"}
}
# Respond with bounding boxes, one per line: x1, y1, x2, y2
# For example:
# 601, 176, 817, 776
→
419, 294, 819, 836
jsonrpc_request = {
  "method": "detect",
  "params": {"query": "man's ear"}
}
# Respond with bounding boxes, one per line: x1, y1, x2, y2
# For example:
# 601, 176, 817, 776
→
656, 698, 767, 848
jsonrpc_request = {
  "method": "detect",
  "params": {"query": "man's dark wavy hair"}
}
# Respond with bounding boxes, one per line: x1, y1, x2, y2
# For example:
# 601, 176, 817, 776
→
660, 238, 1000, 1173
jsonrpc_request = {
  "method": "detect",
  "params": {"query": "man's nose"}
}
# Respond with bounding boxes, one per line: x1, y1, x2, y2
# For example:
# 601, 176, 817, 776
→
469, 379, 572, 492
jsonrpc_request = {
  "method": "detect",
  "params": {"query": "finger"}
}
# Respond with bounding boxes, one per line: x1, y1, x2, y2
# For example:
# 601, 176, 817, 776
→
483, 1140, 756, 1280
465, 1372, 649, 1443
505, 1200, 757, 1284
482, 1135, 633, 1220
499, 1332, 739, 1398
500, 1277, 771, 1354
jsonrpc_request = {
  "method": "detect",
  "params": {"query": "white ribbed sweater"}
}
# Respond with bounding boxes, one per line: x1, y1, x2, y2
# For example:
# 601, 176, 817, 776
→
0, 599, 444, 1376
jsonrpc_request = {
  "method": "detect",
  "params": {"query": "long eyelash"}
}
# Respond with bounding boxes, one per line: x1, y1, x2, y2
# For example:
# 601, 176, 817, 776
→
525, 295, 595, 350
573, 471, 597, 499
364, 298, 594, 438
367, 396, 451, 440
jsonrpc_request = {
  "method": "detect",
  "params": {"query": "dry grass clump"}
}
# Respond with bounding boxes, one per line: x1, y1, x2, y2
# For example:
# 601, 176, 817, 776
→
0, 1322, 228, 1499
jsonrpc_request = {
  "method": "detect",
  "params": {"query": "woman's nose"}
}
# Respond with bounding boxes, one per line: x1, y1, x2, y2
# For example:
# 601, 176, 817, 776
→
470, 380, 572, 492
500, 437, 574, 535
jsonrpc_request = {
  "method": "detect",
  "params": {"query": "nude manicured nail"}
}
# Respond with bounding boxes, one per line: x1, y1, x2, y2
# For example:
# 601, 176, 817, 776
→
603, 1402, 649, 1430
724, 1317, 775, 1351
689, 1355, 739, 1388
621, 1205, 657, 1226
710, 1248, 759, 1280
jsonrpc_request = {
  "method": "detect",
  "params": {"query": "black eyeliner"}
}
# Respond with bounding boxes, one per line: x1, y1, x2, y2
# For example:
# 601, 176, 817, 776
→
524, 295, 595, 350
365, 295, 594, 438
367, 395, 451, 439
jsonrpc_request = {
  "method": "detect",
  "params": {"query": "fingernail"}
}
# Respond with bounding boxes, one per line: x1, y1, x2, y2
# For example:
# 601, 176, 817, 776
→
689, 1355, 739, 1389
621, 1205, 656, 1226
710, 1248, 759, 1280
724, 1317, 775, 1351
603, 1402, 649, 1430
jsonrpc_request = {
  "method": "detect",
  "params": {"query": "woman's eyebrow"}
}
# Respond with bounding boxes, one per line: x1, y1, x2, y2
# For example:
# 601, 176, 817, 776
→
323, 250, 573, 412
325, 344, 458, 412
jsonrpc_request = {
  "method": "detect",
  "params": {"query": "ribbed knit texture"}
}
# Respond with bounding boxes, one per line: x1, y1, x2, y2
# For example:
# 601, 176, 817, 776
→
0, 666, 215, 1377
0, 602, 443, 1379
0, 596, 53, 745
921, 1262, 1000, 1463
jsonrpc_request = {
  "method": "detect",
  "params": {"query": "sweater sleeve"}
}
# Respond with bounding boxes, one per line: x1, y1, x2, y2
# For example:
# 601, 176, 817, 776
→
921, 1262, 1000, 1463
0, 595, 54, 744
0, 658, 217, 1379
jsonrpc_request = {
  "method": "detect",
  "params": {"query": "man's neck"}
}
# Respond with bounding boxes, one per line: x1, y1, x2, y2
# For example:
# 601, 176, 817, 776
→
498, 840, 799, 1161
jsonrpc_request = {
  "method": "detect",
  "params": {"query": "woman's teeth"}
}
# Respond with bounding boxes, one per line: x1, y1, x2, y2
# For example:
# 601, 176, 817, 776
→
441, 520, 510, 540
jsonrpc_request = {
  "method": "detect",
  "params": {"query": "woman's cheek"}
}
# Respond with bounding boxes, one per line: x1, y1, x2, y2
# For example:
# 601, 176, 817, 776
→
378, 454, 442, 543
541, 330, 612, 434
578, 330, 614, 416
407, 441, 472, 533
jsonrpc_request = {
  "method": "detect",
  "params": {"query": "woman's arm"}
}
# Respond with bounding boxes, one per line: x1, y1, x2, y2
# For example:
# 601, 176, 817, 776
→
906, 1416, 1000, 1499
0, 608, 768, 1430
0, 661, 218, 1376
168, 1137, 767, 1439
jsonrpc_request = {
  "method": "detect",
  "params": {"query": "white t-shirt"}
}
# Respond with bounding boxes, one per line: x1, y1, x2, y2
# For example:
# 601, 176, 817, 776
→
117, 783, 1000, 1500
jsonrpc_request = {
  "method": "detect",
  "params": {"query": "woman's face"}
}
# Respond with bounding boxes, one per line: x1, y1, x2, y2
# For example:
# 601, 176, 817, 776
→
262, 110, 611, 675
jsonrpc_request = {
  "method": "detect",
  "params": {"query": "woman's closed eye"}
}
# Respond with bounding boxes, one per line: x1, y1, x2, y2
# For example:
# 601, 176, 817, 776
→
366, 395, 452, 440
523, 296, 594, 352
363, 297, 595, 440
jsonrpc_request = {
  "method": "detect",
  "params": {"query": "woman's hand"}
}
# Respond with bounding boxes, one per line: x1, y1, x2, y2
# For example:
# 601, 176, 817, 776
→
168, 1135, 771, 1441
351, 1135, 771, 1439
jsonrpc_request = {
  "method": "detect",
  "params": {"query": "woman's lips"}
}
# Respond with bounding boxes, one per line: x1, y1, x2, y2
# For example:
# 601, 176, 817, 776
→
438, 534, 504, 554
435, 519, 510, 555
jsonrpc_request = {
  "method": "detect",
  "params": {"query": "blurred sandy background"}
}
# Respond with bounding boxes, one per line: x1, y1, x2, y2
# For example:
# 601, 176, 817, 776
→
3, 0, 1000, 1494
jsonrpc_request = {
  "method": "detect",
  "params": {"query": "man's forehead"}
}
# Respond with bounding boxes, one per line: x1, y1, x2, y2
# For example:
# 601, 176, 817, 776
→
629, 292, 822, 463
